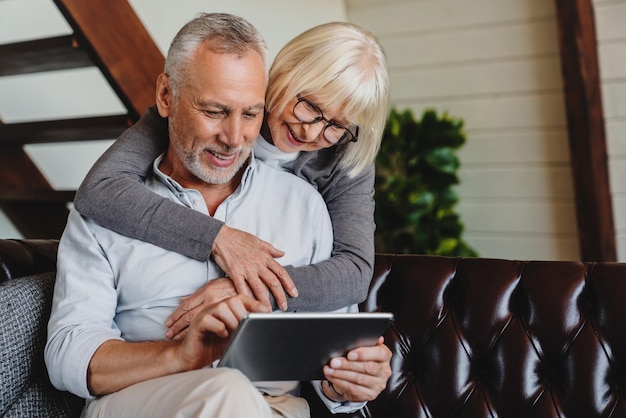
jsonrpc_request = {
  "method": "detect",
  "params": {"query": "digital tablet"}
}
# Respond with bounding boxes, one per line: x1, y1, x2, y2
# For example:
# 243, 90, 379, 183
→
216, 312, 394, 381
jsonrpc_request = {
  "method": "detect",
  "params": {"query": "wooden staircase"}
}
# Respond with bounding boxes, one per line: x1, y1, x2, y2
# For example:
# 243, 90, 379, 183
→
0, 0, 164, 238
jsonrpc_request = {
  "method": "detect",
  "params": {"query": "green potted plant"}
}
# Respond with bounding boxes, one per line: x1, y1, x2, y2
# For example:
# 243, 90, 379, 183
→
374, 108, 478, 256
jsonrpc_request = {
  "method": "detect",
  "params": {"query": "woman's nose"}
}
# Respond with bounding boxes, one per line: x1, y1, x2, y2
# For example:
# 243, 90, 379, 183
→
301, 121, 325, 142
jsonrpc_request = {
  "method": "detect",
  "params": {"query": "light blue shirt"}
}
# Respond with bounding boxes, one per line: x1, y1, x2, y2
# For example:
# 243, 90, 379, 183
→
45, 155, 364, 413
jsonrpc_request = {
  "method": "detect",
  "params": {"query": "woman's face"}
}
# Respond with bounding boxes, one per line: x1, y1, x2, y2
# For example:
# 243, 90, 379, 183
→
265, 95, 355, 153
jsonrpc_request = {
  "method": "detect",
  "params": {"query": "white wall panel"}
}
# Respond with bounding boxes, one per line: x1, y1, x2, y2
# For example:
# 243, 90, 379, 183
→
459, 129, 570, 165
611, 197, 626, 229
24, 141, 115, 191
595, 2, 626, 41
463, 234, 580, 261
599, 44, 626, 80
129, 0, 347, 60
348, 0, 579, 260
458, 167, 574, 199
603, 83, 626, 118
0, 0, 71, 43
401, 93, 567, 131
0, 69, 126, 123
608, 160, 626, 194
617, 234, 626, 261
346, 0, 555, 36
384, 20, 559, 69
460, 200, 578, 234
0, 210, 22, 239
392, 56, 563, 100
595, 0, 626, 260
607, 121, 626, 156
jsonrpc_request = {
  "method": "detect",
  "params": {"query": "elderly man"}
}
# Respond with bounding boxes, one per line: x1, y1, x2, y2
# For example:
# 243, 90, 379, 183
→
45, 13, 391, 418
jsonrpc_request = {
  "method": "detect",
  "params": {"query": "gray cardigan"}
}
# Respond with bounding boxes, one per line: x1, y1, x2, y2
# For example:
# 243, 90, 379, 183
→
73, 106, 375, 311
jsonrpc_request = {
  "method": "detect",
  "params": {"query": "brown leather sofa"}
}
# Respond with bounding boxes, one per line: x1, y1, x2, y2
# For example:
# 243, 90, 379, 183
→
2, 238, 626, 417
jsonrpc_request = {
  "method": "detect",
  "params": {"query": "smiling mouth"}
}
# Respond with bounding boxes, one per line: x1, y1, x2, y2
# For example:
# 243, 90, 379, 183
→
206, 149, 239, 168
209, 150, 236, 160
287, 126, 307, 144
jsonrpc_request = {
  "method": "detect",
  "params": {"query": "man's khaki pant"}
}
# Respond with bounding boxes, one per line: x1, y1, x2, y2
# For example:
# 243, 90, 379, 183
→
83, 368, 310, 418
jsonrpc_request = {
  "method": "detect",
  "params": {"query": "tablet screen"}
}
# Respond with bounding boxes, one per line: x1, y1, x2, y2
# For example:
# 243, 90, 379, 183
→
217, 312, 394, 381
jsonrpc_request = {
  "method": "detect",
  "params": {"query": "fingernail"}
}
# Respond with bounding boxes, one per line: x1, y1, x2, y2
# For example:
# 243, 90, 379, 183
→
292, 288, 299, 297
166, 320, 172, 327
280, 302, 288, 311
165, 330, 173, 339
347, 352, 358, 361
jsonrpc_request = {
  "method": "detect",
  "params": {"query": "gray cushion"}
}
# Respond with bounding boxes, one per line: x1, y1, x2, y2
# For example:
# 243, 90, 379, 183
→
0, 273, 83, 417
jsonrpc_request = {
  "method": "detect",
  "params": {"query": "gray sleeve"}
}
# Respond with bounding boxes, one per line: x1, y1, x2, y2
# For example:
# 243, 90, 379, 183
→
73, 107, 223, 261
75, 107, 374, 312
283, 163, 375, 312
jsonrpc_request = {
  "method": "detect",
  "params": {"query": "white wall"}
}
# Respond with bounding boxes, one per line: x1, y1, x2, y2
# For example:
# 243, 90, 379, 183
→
347, 0, 581, 260
594, 0, 626, 261
0, 0, 347, 238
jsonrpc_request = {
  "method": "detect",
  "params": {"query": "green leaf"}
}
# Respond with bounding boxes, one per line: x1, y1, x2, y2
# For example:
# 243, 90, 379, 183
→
424, 148, 459, 174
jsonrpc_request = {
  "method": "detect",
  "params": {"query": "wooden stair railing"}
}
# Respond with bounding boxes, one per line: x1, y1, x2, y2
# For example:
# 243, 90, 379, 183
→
0, 0, 164, 239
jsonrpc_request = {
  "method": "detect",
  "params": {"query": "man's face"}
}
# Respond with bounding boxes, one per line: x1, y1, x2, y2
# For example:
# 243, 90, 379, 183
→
156, 46, 266, 189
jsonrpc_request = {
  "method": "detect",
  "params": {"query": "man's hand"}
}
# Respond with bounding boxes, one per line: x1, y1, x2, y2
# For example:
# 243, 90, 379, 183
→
174, 294, 270, 371
165, 278, 242, 340
322, 337, 392, 403
88, 294, 269, 396
212, 225, 298, 310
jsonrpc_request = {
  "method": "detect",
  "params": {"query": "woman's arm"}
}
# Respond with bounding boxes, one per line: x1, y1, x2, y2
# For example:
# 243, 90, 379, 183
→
284, 157, 376, 311
74, 106, 219, 260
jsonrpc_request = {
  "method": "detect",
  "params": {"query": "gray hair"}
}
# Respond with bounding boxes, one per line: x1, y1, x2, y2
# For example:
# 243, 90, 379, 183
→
164, 13, 269, 96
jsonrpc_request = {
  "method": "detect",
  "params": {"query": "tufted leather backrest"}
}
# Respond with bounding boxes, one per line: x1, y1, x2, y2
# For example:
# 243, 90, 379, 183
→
358, 254, 626, 418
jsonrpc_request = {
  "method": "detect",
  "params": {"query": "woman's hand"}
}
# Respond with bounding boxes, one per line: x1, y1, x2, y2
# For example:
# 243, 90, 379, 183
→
212, 225, 298, 310
322, 337, 392, 403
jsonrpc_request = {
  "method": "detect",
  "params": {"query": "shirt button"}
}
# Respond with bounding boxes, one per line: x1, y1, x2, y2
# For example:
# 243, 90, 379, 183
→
193, 199, 201, 206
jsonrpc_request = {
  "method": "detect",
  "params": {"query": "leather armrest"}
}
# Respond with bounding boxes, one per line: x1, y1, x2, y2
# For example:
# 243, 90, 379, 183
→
0, 239, 59, 283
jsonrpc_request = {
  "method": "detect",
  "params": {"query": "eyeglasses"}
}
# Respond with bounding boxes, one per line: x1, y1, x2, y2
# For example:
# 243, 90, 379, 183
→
292, 96, 359, 145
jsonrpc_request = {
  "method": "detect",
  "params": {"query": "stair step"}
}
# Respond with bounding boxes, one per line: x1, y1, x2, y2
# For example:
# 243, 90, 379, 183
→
0, 189, 76, 204
0, 115, 131, 145
0, 35, 92, 76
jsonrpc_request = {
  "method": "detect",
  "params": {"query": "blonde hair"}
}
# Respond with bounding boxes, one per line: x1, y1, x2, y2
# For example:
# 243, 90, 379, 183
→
266, 22, 389, 177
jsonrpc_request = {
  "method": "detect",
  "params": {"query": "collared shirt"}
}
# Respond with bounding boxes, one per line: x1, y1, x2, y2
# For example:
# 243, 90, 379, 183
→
45, 154, 363, 413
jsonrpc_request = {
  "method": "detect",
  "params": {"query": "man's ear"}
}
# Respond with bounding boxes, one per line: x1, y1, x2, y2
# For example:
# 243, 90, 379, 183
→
155, 73, 171, 118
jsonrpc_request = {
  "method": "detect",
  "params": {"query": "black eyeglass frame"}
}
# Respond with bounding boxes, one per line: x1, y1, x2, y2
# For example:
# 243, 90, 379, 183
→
292, 96, 359, 145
